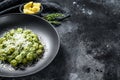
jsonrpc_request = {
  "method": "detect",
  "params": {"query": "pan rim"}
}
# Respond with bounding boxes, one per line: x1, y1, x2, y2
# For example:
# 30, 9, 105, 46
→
0, 13, 60, 77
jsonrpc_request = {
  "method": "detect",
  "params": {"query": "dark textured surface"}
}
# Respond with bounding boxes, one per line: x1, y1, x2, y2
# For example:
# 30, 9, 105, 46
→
0, 0, 120, 80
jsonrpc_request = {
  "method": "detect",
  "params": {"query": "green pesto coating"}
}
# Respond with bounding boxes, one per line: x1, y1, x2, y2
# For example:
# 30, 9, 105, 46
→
0, 28, 44, 67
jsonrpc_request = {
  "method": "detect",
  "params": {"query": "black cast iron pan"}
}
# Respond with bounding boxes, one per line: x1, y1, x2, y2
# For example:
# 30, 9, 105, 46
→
0, 13, 60, 77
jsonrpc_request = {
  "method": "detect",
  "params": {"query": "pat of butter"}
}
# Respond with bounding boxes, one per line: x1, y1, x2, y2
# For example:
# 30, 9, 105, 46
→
33, 3, 41, 7
23, 1, 41, 14
23, 9, 34, 14
32, 7, 40, 12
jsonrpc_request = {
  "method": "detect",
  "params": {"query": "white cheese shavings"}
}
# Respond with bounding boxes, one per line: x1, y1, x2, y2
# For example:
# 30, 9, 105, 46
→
3, 33, 30, 50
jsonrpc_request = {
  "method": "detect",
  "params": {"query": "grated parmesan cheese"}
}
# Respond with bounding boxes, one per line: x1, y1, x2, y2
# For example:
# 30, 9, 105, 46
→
3, 33, 30, 50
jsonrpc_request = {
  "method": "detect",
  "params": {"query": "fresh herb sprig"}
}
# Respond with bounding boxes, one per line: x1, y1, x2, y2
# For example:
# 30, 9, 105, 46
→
44, 13, 65, 21
43, 13, 70, 25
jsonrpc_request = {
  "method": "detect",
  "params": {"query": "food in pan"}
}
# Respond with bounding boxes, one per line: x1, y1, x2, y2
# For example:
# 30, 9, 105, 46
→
0, 28, 44, 67
23, 1, 41, 14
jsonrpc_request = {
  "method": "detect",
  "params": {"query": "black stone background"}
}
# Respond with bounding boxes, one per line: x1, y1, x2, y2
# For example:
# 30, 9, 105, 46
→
0, 0, 120, 80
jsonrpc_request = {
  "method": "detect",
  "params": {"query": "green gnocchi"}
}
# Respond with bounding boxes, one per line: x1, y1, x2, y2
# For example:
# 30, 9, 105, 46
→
0, 28, 44, 67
